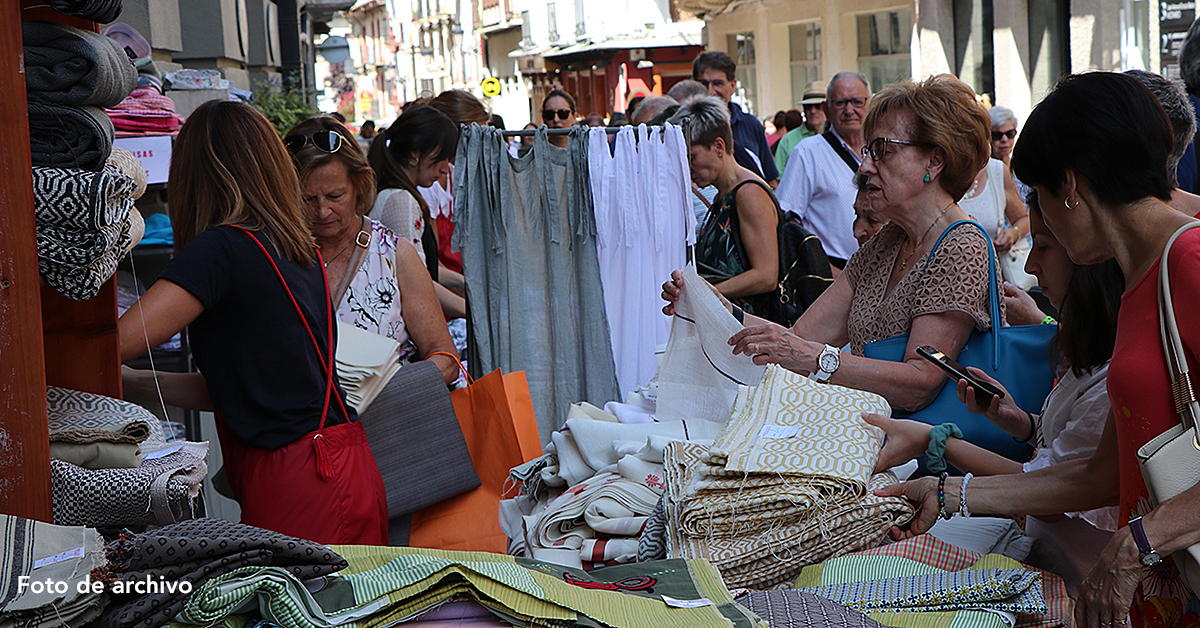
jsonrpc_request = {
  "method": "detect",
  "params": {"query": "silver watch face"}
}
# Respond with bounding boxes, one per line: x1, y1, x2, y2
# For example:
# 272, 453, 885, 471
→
819, 350, 840, 373
1141, 551, 1162, 566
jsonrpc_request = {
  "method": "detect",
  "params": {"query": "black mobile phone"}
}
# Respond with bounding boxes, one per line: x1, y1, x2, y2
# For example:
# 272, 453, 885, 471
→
916, 345, 1006, 405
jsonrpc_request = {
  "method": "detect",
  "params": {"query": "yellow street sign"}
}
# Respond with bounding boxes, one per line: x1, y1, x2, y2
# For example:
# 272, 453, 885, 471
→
482, 77, 501, 97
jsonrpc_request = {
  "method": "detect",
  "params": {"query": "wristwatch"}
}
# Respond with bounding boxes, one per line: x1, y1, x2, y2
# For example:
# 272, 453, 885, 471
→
811, 345, 840, 382
1130, 516, 1162, 566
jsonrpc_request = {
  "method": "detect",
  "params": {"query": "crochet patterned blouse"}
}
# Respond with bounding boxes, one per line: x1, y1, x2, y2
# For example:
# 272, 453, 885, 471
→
843, 221, 997, 356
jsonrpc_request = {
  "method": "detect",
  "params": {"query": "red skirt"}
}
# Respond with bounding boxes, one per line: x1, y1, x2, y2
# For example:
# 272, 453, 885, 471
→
218, 417, 388, 546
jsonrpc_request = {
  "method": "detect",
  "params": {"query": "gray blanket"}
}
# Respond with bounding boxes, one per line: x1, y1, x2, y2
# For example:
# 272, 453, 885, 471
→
23, 21, 136, 108
45, 0, 122, 23
28, 103, 114, 172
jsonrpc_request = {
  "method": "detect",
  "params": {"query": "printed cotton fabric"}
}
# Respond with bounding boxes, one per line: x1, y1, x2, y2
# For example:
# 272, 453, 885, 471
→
797, 568, 1045, 614
736, 590, 890, 628
0, 515, 107, 628
453, 124, 620, 441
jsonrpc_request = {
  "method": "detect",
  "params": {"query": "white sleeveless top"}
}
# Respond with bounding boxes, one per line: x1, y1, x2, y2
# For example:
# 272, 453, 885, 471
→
957, 158, 1007, 240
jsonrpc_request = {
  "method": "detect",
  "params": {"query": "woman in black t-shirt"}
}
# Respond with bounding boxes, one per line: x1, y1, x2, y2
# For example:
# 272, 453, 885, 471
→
117, 101, 388, 545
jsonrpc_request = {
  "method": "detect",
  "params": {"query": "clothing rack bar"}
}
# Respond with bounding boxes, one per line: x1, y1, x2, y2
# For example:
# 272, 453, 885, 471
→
501, 124, 662, 137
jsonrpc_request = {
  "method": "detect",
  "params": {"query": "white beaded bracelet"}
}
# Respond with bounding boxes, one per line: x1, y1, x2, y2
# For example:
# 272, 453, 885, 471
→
959, 473, 974, 518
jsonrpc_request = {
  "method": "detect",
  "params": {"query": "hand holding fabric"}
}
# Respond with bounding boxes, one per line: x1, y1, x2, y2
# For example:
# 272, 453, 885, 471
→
728, 323, 815, 370
863, 413, 931, 473
873, 475, 942, 540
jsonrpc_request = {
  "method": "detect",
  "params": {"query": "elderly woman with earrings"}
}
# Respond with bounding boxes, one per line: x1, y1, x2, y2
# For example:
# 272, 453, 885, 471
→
877, 71, 1200, 628
664, 75, 996, 413
117, 101, 388, 544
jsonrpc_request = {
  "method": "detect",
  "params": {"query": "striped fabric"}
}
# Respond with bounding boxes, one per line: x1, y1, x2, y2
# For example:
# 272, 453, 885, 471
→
794, 539, 1073, 628
797, 568, 1045, 614
0, 515, 107, 628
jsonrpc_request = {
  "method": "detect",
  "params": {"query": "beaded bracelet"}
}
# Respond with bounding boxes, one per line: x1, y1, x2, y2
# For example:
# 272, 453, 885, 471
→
959, 473, 974, 518
937, 472, 953, 520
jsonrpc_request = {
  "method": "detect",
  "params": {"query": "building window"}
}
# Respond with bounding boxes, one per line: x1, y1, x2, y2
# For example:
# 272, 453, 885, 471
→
726, 32, 757, 115
789, 22, 821, 107
857, 9, 912, 90
548, 2, 558, 43
953, 0, 994, 104
1028, 0, 1068, 95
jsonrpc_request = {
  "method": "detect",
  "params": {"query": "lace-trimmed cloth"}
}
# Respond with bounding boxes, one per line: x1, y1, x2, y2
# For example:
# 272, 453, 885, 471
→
844, 221, 998, 356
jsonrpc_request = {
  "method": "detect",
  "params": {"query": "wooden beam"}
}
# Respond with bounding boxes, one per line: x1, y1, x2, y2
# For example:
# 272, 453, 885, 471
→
0, 0, 52, 521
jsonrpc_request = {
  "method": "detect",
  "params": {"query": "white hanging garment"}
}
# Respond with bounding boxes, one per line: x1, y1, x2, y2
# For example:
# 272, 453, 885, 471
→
589, 124, 695, 397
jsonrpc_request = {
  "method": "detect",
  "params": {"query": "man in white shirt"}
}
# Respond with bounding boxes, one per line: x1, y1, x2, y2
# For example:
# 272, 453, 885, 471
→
776, 72, 871, 268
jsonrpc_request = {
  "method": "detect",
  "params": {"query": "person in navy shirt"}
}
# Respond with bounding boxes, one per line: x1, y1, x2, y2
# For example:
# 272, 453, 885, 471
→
692, 50, 780, 186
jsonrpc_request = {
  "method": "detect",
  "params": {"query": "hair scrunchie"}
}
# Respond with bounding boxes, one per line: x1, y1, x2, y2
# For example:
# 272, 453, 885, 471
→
925, 423, 963, 473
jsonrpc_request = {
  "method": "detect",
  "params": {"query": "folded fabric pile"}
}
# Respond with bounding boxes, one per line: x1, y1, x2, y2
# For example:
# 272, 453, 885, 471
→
793, 534, 1074, 628
23, 21, 135, 171
33, 161, 140, 300
174, 547, 764, 628
335, 321, 403, 412
735, 589, 892, 628
46, 386, 207, 528
49, 419, 150, 469
502, 407, 725, 568
93, 518, 348, 628
661, 365, 914, 589
0, 515, 108, 628
44, 0, 123, 22
106, 85, 184, 136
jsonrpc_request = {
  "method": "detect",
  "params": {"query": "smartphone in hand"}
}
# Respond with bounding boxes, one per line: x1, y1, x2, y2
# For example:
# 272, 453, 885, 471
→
916, 345, 1006, 406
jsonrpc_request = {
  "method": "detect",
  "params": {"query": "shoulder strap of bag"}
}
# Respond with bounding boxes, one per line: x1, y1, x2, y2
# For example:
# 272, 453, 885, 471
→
822, 130, 860, 173
924, 219, 1002, 369
722, 178, 784, 269
234, 227, 349, 431
1157, 222, 1200, 432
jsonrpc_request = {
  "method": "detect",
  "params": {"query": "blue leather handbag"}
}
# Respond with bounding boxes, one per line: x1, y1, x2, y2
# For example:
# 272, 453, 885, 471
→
862, 220, 1057, 470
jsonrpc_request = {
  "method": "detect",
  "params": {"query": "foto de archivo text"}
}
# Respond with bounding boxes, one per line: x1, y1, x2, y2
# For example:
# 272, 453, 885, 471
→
17, 575, 193, 595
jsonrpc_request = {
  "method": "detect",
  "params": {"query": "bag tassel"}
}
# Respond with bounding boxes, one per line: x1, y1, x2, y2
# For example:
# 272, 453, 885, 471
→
313, 433, 334, 481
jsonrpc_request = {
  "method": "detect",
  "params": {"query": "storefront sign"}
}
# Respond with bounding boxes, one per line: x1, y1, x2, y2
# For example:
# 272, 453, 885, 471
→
1161, 0, 1196, 79
114, 135, 173, 185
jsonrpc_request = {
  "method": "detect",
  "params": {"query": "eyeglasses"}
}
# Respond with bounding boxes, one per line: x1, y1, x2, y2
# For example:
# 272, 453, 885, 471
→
542, 109, 573, 121
991, 129, 1017, 141
861, 137, 932, 161
284, 130, 344, 154
697, 78, 728, 89
830, 97, 869, 110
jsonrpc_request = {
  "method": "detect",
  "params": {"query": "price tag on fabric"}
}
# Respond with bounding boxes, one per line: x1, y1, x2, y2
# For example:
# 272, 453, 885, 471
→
32, 546, 84, 570
759, 424, 800, 439
662, 595, 714, 608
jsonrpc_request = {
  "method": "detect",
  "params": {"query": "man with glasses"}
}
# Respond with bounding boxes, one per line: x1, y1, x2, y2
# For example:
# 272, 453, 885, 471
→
776, 72, 871, 269
692, 50, 780, 186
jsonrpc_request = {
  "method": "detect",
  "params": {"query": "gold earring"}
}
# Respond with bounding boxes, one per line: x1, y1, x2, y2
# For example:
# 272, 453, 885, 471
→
1064, 197, 1080, 209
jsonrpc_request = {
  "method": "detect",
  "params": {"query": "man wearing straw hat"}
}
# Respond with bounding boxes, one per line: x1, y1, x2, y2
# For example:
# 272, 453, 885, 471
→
774, 81, 827, 175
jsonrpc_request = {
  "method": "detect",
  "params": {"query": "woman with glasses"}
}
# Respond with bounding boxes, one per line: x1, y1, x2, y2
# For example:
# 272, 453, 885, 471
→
287, 115, 460, 384
117, 101, 388, 544
541, 88, 577, 148
878, 71, 1200, 628
664, 75, 995, 417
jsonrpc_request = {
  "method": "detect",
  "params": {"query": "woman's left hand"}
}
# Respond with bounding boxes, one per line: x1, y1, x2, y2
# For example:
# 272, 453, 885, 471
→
728, 324, 815, 370
994, 226, 1020, 251
862, 413, 931, 473
1075, 528, 1143, 628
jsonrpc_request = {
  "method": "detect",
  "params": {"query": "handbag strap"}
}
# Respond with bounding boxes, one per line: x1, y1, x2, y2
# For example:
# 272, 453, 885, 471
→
234, 227, 349, 431
1157, 222, 1200, 431
922, 219, 1003, 370
822, 130, 860, 173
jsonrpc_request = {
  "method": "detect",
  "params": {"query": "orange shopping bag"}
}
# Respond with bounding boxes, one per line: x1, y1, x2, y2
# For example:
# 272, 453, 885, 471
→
409, 354, 542, 552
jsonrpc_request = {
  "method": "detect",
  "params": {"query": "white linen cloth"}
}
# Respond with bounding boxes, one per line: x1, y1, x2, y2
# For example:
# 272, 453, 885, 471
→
588, 124, 694, 398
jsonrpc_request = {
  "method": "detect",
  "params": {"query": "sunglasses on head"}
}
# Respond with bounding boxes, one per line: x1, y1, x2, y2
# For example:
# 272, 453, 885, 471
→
992, 129, 1017, 141
543, 109, 573, 121
285, 130, 344, 154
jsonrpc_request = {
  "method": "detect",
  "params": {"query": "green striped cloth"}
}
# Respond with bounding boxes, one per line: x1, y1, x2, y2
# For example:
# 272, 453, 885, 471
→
174, 546, 764, 628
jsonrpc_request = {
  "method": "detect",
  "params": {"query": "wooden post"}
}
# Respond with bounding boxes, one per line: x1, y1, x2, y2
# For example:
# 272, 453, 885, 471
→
0, 0, 52, 521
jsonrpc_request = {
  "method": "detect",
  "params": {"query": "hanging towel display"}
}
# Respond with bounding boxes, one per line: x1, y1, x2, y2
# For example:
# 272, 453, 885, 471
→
22, 20, 137, 108
588, 124, 695, 397
28, 103, 115, 172
0, 515, 108, 628
452, 124, 620, 441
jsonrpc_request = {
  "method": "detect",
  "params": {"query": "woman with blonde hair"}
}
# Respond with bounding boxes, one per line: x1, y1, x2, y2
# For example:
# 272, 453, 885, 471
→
118, 101, 388, 545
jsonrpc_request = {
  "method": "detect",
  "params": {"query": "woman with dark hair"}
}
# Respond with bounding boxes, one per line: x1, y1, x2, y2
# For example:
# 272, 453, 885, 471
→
665, 75, 995, 412
366, 106, 465, 318
879, 71, 1200, 628
867, 193, 1123, 594
117, 101, 387, 544
541, 88, 576, 148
